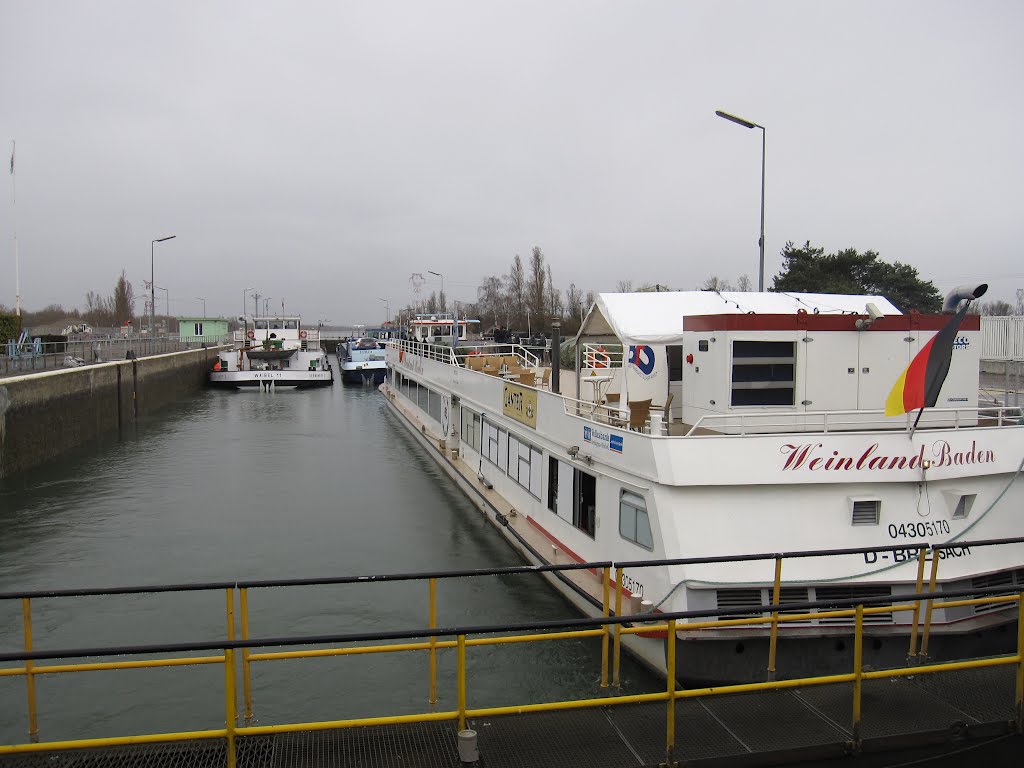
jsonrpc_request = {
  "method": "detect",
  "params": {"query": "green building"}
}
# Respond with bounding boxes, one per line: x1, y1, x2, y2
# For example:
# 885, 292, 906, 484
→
178, 317, 230, 344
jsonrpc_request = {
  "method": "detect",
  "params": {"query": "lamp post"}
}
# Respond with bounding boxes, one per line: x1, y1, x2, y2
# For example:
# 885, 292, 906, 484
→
242, 287, 254, 320
379, 298, 390, 324
150, 235, 176, 335
196, 297, 206, 317
715, 109, 765, 291
428, 270, 444, 312
155, 286, 169, 334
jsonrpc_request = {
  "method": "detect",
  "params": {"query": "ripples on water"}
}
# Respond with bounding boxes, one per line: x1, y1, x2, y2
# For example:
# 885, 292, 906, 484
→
0, 376, 659, 742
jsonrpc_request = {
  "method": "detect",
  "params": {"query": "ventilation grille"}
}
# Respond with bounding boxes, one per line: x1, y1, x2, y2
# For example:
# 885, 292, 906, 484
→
815, 585, 893, 624
851, 499, 880, 526
771, 587, 813, 624
972, 571, 1016, 614
715, 589, 764, 621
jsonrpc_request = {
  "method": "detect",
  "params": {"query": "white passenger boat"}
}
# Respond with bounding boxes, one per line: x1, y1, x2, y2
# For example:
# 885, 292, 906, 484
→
381, 287, 1024, 684
210, 316, 332, 389
406, 312, 480, 345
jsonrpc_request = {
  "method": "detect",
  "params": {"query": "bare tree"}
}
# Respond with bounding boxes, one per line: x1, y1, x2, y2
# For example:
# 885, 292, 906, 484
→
565, 282, 583, 324
506, 254, 526, 329
736, 274, 753, 292
477, 275, 504, 329
700, 275, 735, 292
113, 270, 135, 326
615, 279, 633, 293
546, 264, 563, 323
527, 246, 547, 330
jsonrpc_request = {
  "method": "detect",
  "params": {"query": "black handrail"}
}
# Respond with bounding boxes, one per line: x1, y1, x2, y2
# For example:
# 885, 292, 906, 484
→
0, 583, 1018, 665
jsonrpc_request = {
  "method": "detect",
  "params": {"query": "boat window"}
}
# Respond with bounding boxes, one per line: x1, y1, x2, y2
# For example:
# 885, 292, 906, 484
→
254, 320, 268, 330
618, 491, 653, 550
482, 418, 506, 468
270, 320, 283, 330
507, 432, 542, 499
573, 470, 596, 538
667, 345, 683, 382
461, 407, 480, 451
284, 320, 298, 330
730, 341, 796, 406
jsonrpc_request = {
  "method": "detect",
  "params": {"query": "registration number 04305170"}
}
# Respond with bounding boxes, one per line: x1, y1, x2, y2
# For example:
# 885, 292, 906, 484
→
888, 520, 951, 539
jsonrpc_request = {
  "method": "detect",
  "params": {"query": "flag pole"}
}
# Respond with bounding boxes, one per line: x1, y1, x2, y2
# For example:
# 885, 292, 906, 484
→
10, 139, 19, 316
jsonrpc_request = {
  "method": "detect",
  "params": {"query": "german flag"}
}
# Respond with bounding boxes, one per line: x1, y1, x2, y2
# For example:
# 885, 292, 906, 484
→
885, 302, 971, 417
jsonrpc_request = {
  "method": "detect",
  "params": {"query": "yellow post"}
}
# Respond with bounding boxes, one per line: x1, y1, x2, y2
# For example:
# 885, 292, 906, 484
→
1016, 593, 1023, 732
601, 566, 610, 689
457, 634, 467, 732
428, 578, 438, 705
613, 567, 624, 688
240, 588, 253, 721
21, 598, 38, 740
767, 557, 782, 681
225, 589, 237, 768
851, 604, 864, 750
907, 545, 928, 661
665, 618, 677, 767
919, 550, 942, 659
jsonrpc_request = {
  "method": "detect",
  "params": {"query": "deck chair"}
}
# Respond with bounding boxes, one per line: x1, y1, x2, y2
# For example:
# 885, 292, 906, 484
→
628, 399, 652, 431
540, 368, 551, 389
652, 392, 674, 422
517, 371, 537, 387
481, 363, 500, 376
466, 355, 485, 371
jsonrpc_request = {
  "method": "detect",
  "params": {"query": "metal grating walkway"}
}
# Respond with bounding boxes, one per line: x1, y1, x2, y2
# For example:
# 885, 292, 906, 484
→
2, 665, 1020, 768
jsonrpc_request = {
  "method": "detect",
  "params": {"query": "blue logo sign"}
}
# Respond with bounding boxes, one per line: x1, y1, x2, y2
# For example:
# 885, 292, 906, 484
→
584, 425, 593, 442
953, 336, 970, 350
609, 434, 623, 453
628, 345, 656, 376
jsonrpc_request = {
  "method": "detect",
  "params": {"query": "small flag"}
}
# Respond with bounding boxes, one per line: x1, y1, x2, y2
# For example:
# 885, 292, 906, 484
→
885, 302, 971, 417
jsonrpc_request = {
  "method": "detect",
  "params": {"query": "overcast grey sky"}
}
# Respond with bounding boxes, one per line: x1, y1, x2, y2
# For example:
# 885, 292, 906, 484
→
2, 1, 1021, 324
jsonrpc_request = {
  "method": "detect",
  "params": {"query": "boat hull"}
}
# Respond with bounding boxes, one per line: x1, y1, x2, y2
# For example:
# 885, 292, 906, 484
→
209, 370, 333, 389
340, 365, 386, 385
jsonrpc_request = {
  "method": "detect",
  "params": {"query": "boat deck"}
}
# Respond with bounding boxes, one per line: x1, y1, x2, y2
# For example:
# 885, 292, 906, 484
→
2, 664, 1017, 767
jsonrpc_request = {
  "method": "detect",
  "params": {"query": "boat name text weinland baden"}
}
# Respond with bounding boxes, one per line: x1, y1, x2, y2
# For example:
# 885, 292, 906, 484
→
781, 440, 995, 472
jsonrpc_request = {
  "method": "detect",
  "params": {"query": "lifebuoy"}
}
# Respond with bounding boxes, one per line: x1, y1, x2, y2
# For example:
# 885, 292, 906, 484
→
246, 330, 255, 339
797, 308, 808, 315
299, 330, 308, 339
594, 346, 609, 368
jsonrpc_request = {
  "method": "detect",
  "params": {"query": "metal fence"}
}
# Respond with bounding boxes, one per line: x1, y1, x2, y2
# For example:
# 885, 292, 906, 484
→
981, 316, 1024, 360
1, 336, 230, 377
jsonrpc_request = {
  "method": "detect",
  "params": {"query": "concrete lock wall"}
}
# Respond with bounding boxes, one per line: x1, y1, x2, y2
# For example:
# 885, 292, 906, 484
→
0, 347, 218, 479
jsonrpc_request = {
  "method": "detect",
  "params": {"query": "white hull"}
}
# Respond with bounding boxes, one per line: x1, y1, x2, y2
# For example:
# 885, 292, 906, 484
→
382, 319, 1024, 683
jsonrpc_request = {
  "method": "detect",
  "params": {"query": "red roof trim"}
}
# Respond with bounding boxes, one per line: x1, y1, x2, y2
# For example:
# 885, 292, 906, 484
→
683, 314, 980, 332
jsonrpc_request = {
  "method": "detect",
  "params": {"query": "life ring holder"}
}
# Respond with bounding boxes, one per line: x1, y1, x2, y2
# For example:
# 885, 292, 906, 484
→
299, 330, 308, 340
593, 346, 610, 369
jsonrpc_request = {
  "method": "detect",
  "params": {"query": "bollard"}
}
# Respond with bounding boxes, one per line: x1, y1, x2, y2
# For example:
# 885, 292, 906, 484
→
457, 729, 479, 764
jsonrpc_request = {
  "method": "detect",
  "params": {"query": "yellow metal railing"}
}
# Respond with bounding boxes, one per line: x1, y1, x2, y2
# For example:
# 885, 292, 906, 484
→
2, 542, 1023, 766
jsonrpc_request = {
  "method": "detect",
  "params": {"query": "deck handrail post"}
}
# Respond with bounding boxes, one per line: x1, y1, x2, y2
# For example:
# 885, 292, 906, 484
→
920, 552, 942, 659
613, 567, 624, 688
1015, 592, 1024, 732
600, 566, 610, 688
908, 546, 928, 662
457, 634, 468, 732
21, 598, 38, 741
240, 588, 253, 721
225, 589, 238, 768
429, 578, 438, 705
767, 557, 782, 681
666, 618, 678, 766
851, 604, 864, 751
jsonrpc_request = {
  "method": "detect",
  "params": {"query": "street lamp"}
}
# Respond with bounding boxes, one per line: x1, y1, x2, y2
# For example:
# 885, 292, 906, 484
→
379, 298, 390, 324
242, 287, 254, 320
196, 297, 206, 317
715, 109, 765, 291
428, 270, 444, 312
151, 235, 176, 335
155, 286, 169, 334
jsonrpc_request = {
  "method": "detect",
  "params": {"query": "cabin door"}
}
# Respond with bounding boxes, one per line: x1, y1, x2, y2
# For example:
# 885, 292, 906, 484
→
800, 332, 859, 414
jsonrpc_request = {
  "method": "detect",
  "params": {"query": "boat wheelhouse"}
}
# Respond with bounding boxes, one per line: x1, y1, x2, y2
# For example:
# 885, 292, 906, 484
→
406, 313, 480, 345
210, 316, 332, 389
339, 336, 388, 385
381, 289, 1023, 684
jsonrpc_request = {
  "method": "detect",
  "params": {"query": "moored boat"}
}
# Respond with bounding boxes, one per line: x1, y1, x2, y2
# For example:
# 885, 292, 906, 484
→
210, 316, 332, 389
339, 336, 388, 385
381, 286, 1024, 684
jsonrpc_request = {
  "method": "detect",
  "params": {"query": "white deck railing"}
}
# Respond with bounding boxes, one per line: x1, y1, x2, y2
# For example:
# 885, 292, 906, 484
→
981, 316, 1024, 360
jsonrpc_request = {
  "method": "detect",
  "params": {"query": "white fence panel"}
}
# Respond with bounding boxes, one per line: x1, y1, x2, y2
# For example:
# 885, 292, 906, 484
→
980, 316, 1024, 360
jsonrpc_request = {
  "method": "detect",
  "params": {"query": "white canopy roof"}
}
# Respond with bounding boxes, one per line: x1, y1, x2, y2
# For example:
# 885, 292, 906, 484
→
576, 291, 903, 347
